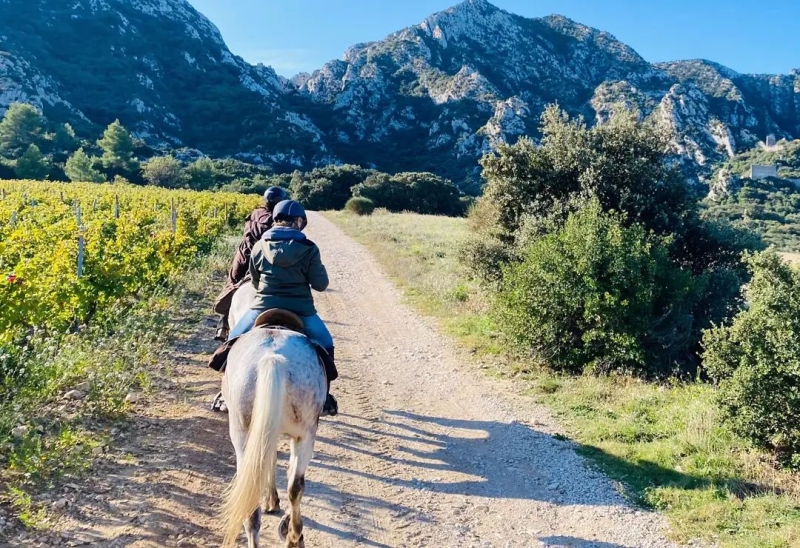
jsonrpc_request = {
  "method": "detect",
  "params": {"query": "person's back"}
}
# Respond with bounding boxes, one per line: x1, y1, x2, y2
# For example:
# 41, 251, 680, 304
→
212, 186, 289, 340
249, 225, 329, 316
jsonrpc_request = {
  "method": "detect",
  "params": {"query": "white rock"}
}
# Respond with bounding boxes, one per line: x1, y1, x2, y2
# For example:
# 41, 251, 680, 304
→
64, 390, 85, 400
52, 498, 69, 510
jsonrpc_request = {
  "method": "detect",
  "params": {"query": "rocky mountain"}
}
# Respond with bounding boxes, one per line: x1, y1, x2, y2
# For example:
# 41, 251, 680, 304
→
0, 0, 334, 168
1, 0, 799, 186
299, 0, 800, 184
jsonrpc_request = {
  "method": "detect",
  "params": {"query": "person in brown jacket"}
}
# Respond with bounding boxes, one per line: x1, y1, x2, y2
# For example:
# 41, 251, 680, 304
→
212, 186, 289, 340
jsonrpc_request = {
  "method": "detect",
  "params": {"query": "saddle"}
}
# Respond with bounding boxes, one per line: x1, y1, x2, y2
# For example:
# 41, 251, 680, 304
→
207, 309, 337, 383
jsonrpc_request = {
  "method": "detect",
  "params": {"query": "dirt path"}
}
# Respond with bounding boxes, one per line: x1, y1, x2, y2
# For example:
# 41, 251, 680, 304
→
12, 213, 684, 548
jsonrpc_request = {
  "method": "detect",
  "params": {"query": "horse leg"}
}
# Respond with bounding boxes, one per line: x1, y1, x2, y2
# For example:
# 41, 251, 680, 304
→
230, 412, 262, 548
266, 475, 281, 514
279, 433, 315, 548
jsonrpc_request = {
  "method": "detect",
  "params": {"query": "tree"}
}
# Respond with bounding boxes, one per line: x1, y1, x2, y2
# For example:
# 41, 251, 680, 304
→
65, 148, 105, 183
0, 103, 44, 158
352, 172, 462, 215
462, 103, 759, 375
184, 157, 216, 190
289, 164, 373, 210
142, 155, 187, 188
97, 120, 139, 176
15, 144, 49, 179
53, 123, 79, 153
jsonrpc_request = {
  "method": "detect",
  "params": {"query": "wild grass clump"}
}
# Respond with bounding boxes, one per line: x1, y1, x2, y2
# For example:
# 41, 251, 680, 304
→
344, 196, 375, 216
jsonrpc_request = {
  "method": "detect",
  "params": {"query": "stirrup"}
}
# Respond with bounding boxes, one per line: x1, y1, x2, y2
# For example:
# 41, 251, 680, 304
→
211, 391, 227, 413
213, 327, 229, 342
321, 394, 338, 417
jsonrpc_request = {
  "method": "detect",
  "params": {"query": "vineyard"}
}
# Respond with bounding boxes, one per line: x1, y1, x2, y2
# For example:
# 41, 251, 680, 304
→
0, 180, 258, 344
0, 178, 259, 413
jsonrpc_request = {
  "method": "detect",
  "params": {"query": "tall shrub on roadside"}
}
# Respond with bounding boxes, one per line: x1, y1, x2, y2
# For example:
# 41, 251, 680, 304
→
496, 200, 696, 375
463, 104, 758, 374
702, 252, 800, 466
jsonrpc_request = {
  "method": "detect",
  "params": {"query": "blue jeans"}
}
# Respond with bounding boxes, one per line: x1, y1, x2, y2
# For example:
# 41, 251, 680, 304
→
228, 309, 334, 350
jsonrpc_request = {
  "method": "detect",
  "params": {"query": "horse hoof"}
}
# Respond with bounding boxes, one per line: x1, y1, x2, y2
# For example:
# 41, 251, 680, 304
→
266, 502, 281, 515
293, 534, 306, 548
278, 515, 290, 541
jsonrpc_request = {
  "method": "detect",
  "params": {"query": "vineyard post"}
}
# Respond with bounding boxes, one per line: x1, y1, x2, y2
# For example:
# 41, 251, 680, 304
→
10, 211, 16, 228
92, 198, 97, 211
171, 198, 177, 234
60, 190, 64, 203
76, 203, 85, 278
114, 195, 120, 219
1, 188, 5, 200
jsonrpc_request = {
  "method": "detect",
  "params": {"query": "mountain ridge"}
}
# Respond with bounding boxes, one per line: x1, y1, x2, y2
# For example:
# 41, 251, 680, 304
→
1, 0, 798, 185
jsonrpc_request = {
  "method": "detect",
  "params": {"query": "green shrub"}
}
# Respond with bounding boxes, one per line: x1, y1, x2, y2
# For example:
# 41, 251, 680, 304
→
344, 196, 375, 216
465, 104, 758, 373
702, 252, 800, 466
351, 172, 462, 215
290, 164, 374, 211
495, 200, 697, 375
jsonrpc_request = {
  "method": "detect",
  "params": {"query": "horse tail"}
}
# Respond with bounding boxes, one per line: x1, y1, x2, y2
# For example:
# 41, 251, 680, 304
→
221, 354, 286, 547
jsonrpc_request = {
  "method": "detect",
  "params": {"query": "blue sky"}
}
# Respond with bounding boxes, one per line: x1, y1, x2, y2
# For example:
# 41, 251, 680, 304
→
189, 0, 799, 77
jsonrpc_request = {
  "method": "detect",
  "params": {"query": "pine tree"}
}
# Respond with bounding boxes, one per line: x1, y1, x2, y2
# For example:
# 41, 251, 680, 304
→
15, 144, 49, 180
0, 103, 44, 158
53, 123, 79, 153
97, 120, 139, 176
65, 148, 105, 183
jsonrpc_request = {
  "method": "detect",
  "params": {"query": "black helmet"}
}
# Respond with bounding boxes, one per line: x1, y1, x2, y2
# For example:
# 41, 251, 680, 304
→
264, 186, 289, 205
273, 200, 308, 230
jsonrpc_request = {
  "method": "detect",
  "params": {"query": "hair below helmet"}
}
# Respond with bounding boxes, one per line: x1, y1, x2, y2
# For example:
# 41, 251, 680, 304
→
264, 186, 289, 205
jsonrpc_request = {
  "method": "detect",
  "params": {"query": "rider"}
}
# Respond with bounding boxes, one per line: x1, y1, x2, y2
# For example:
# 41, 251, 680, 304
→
213, 186, 289, 340
227, 199, 339, 416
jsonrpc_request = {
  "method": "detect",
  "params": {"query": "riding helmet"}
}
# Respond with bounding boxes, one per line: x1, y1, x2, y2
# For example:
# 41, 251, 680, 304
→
273, 200, 308, 229
263, 186, 289, 205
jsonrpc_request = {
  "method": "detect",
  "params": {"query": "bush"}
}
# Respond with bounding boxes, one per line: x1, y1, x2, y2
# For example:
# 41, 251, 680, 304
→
464, 104, 757, 373
142, 155, 187, 188
495, 200, 697, 375
290, 164, 374, 211
344, 197, 375, 216
351, 172, 462, 215
702, 252, 800, 466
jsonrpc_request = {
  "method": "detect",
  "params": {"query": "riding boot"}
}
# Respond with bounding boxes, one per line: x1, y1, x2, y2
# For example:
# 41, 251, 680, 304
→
214, 314, 229, 342
321, 347, 338, 417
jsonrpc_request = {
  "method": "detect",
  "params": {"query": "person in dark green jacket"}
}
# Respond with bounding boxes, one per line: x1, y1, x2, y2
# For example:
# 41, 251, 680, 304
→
227, 199, 337, 415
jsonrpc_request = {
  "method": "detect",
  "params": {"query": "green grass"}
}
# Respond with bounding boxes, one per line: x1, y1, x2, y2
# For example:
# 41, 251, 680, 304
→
0, 237, 236, 531
325, 209, 800, 548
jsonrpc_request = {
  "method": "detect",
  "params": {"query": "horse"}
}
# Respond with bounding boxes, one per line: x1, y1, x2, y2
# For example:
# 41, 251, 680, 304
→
220, 282, 327, 548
